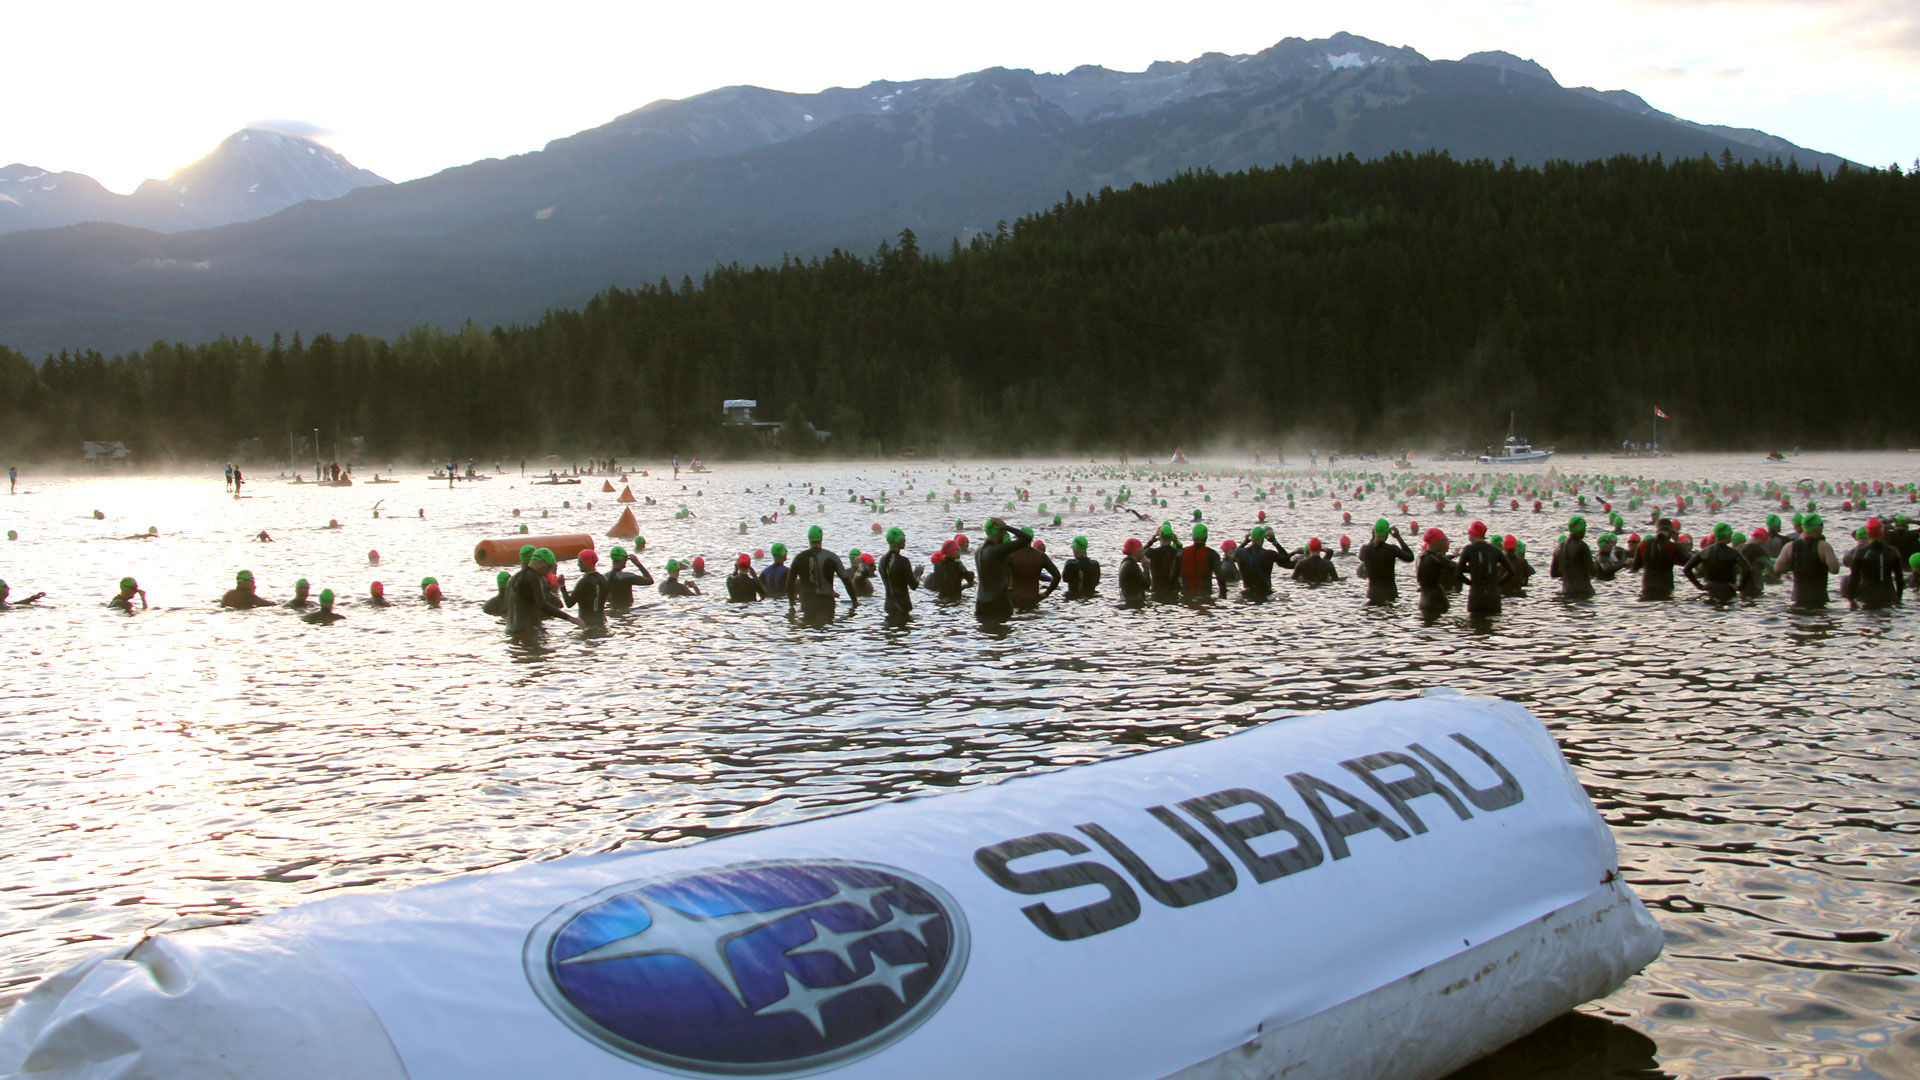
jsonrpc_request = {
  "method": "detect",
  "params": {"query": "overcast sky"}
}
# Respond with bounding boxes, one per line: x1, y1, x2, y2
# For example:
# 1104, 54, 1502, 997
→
11, 0, 1916, 192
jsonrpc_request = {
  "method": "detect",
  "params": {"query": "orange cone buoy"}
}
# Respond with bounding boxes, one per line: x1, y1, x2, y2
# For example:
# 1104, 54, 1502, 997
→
606, 507, 641, 538
602, 480, 615, 493
618, 485, 636, 503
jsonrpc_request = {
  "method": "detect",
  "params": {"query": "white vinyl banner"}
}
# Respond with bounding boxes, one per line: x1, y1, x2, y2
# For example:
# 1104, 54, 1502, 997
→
0, 694, 1649, 1080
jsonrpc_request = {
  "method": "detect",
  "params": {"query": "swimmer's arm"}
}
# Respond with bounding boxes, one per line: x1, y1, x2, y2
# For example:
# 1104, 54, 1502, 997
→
1682, 553, 1705, 590
1817, 541, 1840, 574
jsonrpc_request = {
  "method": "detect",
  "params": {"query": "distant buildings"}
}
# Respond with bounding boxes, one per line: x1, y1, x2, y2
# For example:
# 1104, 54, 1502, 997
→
721, 399, 803, 445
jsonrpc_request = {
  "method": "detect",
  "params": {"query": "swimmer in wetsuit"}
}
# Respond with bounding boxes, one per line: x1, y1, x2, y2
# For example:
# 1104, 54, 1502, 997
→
849, 552, 877, 598
1179, 523, 1228, 599
1736, 529, 1770, 597
1143, 523, 1183, 599
303, 589, 344, 625
1235, 527, 1294, 599
1417, 528, 1457, 614
1771, 513, 1840, 607
1500, 536, 1533, 596
926, 541, 975, 599
1217, 540, 1242, 586
603, 546, 654, 608
421, 579, 443, 607
1842, 518, 1906, 610
483, 571, 511, 616
973, 517, 1034, 621
1455, 522, 1510, 614
1550, 516, 1597, 600
1291, 539, 1340, 583
658, 560, 700, 596
1007, 538, 1060, 612
1630, 519, 1684, 601
726, 554, 766, 602
286, 579, 313, 609
1356, 519, 1414, 604
1763, 514, 1788, 560
1061, 536, 1100, 598
221, 570, 275, 609
507, 549, 581, 633
789, 526, 857, 619
565, 549, 609, 619
0, 580, 46, 608
1683, 523, 1756, 603
759, 544, 790, 598
1908, 552, 1920, 594
109, 577, 146, 612
365, 581, 390, 607
1594, 533, 1627, 580
1117, 537, 1151, 604
877, 528, 920, 618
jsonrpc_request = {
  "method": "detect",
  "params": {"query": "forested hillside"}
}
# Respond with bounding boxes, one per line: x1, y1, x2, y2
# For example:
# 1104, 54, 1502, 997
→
2, 152, 1914, 463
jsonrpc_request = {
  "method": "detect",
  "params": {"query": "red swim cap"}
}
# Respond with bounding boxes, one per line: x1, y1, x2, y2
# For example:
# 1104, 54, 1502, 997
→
930, 552, 945, 564
1339, 535, 1351, 549
692, 556, 705, 569
1123, 538, 1143, 554
578, 549, 599, 567
1867, 517, 1884, 536
1257, 510, 1266, 521
370, 581, 384, 595
1468, 520, 1488, 537
736, 553, 751, 566
1750, 528, 1767, 542
1503, 534, 1517, 551
368, 549, 379, 563
1423, 527, 1447, 546
1033, 540, 1045, 552
1309, 537, 1323, 552
1221, 539, 1236, 552
754, 548, 766, 559
1629, 533, 1642, 544
860, 552, 875, 565
424, 583, 442, 601
941, 540, 959, 556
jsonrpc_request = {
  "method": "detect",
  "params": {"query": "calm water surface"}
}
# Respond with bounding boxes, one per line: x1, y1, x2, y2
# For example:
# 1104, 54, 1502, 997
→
1, 453, 1915, 1079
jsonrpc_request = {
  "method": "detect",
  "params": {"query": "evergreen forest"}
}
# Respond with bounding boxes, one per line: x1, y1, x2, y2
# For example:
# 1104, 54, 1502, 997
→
2, 151, 1915, 464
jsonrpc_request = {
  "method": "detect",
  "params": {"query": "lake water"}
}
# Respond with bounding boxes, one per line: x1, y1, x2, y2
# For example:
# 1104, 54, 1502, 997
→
1, 452, 1915, 1079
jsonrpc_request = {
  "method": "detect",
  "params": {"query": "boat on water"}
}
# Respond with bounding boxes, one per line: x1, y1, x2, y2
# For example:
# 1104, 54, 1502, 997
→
1478, 413, 1553, 464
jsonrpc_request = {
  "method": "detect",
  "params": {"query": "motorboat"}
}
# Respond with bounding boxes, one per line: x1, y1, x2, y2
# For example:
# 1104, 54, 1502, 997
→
1478, 413, 1553, 464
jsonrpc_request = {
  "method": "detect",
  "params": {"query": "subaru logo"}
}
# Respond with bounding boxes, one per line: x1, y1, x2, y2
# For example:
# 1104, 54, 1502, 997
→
525, 859, 970, 1076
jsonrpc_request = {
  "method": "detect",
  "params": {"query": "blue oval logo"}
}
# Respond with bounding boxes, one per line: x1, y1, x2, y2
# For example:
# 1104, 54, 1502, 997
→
525, 859, 970, 1076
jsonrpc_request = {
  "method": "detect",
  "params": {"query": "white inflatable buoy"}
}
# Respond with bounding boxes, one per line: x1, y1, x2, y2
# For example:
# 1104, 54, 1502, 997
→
0, 695, 1659, 1080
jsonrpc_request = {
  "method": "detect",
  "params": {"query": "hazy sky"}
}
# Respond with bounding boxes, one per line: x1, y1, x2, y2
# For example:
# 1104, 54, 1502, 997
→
11, 0, 1916, 192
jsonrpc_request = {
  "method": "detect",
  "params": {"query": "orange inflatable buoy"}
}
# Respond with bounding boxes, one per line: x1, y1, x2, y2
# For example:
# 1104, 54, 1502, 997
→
618, 485, 636, 503
606, 507, 641, 539
602, 480, 616, 493
472, 533, 593, 566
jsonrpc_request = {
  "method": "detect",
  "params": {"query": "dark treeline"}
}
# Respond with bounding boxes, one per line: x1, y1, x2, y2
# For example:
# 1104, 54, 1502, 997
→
3, 151, 1916, 464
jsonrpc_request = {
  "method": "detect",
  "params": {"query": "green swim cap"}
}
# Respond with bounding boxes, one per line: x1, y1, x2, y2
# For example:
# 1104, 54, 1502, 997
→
610, 545, 627, 560
296, 578, 309, 588
1373, 517, 1390, 537
1909, 552, 1920, 570
1159, 521, 1175, 539
496, 570, 510, 588
1792, 513, 1804, 527
319, 589, 335, 606
1193, 522, 1208, 542
886, 527, 905, 546
1803, 513, 1823, 529
1599, 532, 1617, 545
533, 548, 556, 565
666, 559, 681, 573
848, 549, 863, 561
119, 577, 136, 592
771, 542, 787, 558
1517, 541, 1528, 555
1854, 527, 1868, 541
1250, 525, 1267, 542
1072, 535, 1088, 551
421, 576, 438, 588
519, 544, 535, 564
1568, 515, 1586, 531
808, 525, 824, 543
236, 570, 252, 582
1767, 514, 1781, 529
1713, 522, 1733, 542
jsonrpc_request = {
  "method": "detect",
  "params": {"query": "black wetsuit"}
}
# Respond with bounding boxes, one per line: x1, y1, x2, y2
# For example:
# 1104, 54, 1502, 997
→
850, 569, 876, 598
1502, 553, 1534, 597
1357, 535, 1414, 603
1735, 542, 1769, 597
220, 588, 274, 609
1779, 537, 1837, 607
1417, 550, 1457, 614
1118, 558, 1151, 602
973, 528, 1032, 621
1764, 531, 1788, 560
1551, 536, 1597, 600
1684, 543, 1753, 602
879, 550, 918, 617
1632, 535, 1683, 600
302, 608, 343, 625
482, 585, 510, 616
1845, 540, 1906, 609
659, 578, 696, 597
1144, 539, 1182, 598
1179, 544, 1226, 598
1456, 539, 1508, 614
759, 562, 790, 598
1889, 526, 1919, 564
568, 570, 608, 618
508, 569, 569, 632
790, 546, 854, 616
1236, 542, 1292, 598
1217, 554, 1241, 585
1595, 546, 1627, 581
1292, 552, 1339, 584
364, 595, 390, 607
1062, 555, 1101, 598
604, 562, 654, 608
726, 570, 765, 602
927, 558, 975, 600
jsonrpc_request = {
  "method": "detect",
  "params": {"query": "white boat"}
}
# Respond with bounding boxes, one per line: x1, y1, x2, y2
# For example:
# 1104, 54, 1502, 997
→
1478, 413, 1553, 464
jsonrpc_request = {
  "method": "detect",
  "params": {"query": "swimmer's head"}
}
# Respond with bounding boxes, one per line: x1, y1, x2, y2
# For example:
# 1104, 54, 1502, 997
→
985, 520, 1005, 540
692, 556, 706, 571
1159, 521, 1175, 540
519, 544, 535, 565
1854, 527, 1868, 542
1373, 517, 1390, 537
1750, 527, 1768, 543
1802, 513, 1823, 531
1123, 537, 1143, 555
1192, 522, 1208, 542
610, 545, 627, 562
665, 559, 681, 574
941, 540, 959, 557
886, 526, 905, 548
1502, 534, 1518, 551
370, 581, 384, 597
424, 584, 441, 603
1866, 517, 1884, 537
496, 570, 510, 589
318, 589, 335, 609
1910, 553, 1920, 571
1568, 515, 1586, 533
532, 548, 556, 568
1307, 537, 1323, 553
1713, 522, 1734, 542
770, 542, 787, 559
118, 577, 136, 593
1468, 521, 1488, 539
860, 552, 876, 565
236, 570, 253, 585
578, 549, 598, 568
294, 578, 309, 595
1423, 527, 1447, 548
736, 553, 751, 568
1792, 513, 1804, 527
848, 549, 862, 562
1072, 535, 1088, 553
421, 576, 438, 590
807, 525, 824, 545
1599, 533, 1617, 547
1767, 514, 1782, 530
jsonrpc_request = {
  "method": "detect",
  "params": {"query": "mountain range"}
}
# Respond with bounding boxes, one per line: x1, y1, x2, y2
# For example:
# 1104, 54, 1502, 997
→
0, 33, 1853, 359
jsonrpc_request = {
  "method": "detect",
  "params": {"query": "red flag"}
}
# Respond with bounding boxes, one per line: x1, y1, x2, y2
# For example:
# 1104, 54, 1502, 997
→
1654, 406, 1670, 420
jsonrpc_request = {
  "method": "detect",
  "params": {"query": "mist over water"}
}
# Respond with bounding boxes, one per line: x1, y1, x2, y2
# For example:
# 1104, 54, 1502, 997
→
1, 452, 1915, 1079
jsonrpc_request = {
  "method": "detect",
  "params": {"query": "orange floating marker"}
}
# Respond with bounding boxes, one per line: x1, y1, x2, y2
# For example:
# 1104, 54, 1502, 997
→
606, 507, 641, 538
473, 533, 593, 566
602, 480, 616, 492
617, 485, 636, 503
